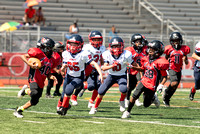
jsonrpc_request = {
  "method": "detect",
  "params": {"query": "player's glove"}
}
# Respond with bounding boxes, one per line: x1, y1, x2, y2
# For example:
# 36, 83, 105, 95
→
156, 84, 164, 94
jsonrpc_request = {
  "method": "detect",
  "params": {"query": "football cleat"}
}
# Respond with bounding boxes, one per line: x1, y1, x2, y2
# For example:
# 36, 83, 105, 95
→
88, 101, 94, 108
153, 94, 160, 108
121, 111, 131, 119
71, 99, 78, 106
163, 100, 170, 107
59, 104, 71, 116
78, 89, 86, 97
89, 107, 97, 114
53, 92, 61, 96
125, 98, 129, 108
189, 89, 196, 101
135, 99, 143, 107
18, 85, 28, 98
13, 107, 24, 118
46, 94, 54, 98
119, 101, 126, 112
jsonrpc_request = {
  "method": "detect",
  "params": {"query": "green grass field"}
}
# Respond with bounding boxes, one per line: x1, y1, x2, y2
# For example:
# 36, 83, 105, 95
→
0, 86, 200, 134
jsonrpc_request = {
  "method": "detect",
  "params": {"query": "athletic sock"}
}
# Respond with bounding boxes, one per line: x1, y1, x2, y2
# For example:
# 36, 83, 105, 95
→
120, 93, 126, 101
191, 87, 196, 93
62, 96, 70, 108
57, 99, 62, 108
94, 97, 102, 108
90, 89, 98, 103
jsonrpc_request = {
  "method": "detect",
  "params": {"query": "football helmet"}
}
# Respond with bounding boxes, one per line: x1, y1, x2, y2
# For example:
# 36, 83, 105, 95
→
169, 32, 183, 50
38, 37, 55, 53
66, 34, 84, 54
109, 37, 124, 56
53, 41, 65, 52
148, 40, 164, 60
131, 34, 145, 50
88, 30, 103, 48
195, 42, 200, 56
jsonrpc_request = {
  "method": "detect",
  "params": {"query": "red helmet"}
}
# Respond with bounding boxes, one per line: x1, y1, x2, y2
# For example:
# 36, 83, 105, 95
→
66, 34, 84, 54
88, 30, 103, 48
109, 37, 124, 56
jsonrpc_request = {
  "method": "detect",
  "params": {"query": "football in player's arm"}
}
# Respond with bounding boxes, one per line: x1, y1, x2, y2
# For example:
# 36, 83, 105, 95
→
13, 37, 57, 118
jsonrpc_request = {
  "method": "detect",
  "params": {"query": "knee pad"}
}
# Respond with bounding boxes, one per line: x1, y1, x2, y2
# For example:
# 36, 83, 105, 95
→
87, 85, 95, 91
30, 98, 39, 106
143, 102, 151, 108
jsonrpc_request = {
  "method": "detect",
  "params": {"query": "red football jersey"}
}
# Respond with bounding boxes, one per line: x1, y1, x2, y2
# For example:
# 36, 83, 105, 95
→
28, 48, 56, 88
51, 52, 62, 73
164, 45, 190, 72
141, 56, 169, 91
125, 46, 147, 75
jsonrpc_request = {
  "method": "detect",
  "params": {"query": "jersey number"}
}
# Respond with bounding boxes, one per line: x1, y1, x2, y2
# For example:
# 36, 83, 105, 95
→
112, 64, 121, 71
39, 65, 51, 75
68, 62, 80, 71
93, 54, 100, 62
174, 55, 180, 64
144, 69, 154, 79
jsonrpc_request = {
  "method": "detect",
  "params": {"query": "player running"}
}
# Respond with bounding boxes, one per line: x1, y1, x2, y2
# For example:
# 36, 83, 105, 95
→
89, 36, 134, 114
163, 32, 190, 107
46, 41, 65, 98
189, 42, 200, 101
71, 31, 106, 107
122, 40, 169, 118
125, 34, 148, 107
56, 34, 103, 115
14, 37, 57, 118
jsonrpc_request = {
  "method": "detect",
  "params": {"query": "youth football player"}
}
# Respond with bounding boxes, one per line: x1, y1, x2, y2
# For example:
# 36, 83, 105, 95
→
163, 32, 190, 107
46, 41, 65, 98
189, 42, 200, 101
56, 34, 103, 115
89, 36, 134, 114
14, 37, 57, 118
70, 31, 106, 107
125, 33, 148, 107
122, 40, 169, 118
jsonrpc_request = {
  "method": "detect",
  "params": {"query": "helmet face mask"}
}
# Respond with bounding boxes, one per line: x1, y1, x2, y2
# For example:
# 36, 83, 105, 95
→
131, 34, 145, 51
38, 37, 55, 55
109, 37, 124, 57
148, 40, 164, 60
53, 41, 65, 53
88, 31, 103, 48
66, 34, 84, 54
169, 32, 183, 50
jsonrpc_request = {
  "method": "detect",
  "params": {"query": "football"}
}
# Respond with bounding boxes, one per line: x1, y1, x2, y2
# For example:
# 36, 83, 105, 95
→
28, 58, 42, 69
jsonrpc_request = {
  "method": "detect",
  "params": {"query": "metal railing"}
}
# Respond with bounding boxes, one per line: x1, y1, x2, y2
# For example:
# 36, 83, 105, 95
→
138, 0, 164, 41
137, 0, 186, 40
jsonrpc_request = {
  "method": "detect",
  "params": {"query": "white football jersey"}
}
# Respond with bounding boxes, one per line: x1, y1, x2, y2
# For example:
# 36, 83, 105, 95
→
62, 50, 92, 77
102, 50, 133, 76
82, 43, 106, 65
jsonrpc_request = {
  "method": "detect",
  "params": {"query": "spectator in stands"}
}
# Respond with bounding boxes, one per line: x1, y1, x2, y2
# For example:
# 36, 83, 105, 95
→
109, 25, 118, 41
24, 6, 36, 26
35, 6, 46, 26
65, 21, 79, 39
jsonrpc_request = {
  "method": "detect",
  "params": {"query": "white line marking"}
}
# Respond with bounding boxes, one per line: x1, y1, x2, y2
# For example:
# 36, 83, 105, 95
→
83, 120, 104, 124
23, 120, 46, 124
2, 108, 200, 129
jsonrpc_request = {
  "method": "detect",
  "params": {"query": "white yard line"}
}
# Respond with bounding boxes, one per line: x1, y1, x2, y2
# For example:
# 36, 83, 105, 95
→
2, 108, 200, 129
83, 120, 104, 124
23, 120, 46, 124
